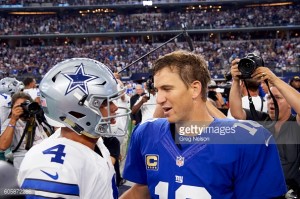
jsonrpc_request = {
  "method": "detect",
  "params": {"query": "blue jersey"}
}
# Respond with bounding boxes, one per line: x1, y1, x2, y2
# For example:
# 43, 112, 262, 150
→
123, 118, 286, 199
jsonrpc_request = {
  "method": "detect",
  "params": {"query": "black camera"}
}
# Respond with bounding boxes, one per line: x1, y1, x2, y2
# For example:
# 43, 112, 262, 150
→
141, 92, 150, 100
20, 100, 41, 118
225, 53, 264, 81
238, 53, 264, 79
146, 75, 155, 91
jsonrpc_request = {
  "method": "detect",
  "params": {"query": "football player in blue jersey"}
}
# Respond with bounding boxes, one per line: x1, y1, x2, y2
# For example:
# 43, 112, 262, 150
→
121, 50, 286, 199
17, 58, 131, 198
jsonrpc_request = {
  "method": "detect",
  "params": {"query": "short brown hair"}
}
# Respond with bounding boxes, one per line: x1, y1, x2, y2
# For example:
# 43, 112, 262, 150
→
243, 79, 260, 92
153, 50, 211, 100
11, 92, 33, 108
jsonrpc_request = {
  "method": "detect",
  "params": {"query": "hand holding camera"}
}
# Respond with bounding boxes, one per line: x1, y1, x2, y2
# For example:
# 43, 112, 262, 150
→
251, 66, 281, 86
19, 100, 41, 119
11, 103, 24, 121
228, 53, 265, 81
141, 93, 150, 102
230, 59, 242, 81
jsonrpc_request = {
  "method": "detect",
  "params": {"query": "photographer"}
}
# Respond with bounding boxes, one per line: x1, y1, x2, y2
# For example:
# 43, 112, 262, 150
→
289, 76, 300, 92
0, 77, 24, 162
227, 78, 267, 118
130, 84, 144, 125
207, 80, 228, 109
131, 78, 157, 123
0, 77, 24, 128
229, 57, 300, 197
0, 92, 50, 169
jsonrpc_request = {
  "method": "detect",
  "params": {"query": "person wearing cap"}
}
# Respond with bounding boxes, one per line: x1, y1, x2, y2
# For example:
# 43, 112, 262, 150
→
290, 76, 300, 92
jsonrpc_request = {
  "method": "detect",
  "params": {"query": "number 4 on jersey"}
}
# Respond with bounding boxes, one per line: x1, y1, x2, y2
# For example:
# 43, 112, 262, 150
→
43, 144, 66, 164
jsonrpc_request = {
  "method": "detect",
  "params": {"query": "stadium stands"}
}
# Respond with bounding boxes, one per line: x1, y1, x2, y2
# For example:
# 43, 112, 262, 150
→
0, 0, 299, 81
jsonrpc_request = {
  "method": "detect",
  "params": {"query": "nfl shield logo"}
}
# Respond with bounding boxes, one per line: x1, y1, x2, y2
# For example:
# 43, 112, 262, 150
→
176, 156, 185, 167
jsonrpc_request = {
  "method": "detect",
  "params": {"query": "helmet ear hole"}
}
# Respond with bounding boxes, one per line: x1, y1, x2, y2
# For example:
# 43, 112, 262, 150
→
51, 71, 62, 83
69, 111, 85, 119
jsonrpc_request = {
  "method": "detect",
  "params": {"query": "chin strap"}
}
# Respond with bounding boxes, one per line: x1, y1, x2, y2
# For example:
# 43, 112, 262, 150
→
244, 79, 279, 128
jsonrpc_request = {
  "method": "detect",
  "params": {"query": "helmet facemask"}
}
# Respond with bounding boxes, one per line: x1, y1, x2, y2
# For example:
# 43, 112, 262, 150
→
87, 87, 131, 138
0, 77, 24, 95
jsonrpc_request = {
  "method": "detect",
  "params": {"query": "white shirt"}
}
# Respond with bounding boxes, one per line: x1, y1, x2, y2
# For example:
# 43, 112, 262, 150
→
1, 118, 48, 169
135, 93, 157, 123
227, 95, 267, 119
18, 128, 117, 198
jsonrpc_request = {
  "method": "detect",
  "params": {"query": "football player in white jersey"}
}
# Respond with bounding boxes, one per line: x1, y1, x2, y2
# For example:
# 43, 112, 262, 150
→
0, 77, 24, 127
18, 58, 130, 198
22, 77, 41, 105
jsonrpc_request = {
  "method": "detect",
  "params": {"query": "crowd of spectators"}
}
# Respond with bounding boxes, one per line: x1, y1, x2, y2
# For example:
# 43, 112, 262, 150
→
1, 38, 299, 81
1, 0, 206, 7
0, 4, 299, 35
0, 1, 299, 80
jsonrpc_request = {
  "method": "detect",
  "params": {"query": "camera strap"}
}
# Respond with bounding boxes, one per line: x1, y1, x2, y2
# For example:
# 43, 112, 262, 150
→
24, 117, 36, 150
12, 125, 27, 153
11, 117, 36, 153
244, 80, 260, 122
244, 80, 279, 128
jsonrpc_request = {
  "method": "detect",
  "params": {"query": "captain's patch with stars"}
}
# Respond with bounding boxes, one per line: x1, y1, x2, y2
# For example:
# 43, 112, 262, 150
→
62, 63, 98, 95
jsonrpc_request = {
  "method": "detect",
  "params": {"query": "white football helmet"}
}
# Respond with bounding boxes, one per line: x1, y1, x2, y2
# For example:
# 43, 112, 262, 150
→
0, 77, 24, 95
39, 58, 130, 138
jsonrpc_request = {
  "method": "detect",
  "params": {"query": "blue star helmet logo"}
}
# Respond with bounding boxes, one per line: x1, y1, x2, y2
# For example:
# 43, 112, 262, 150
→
62, 63, 98, 95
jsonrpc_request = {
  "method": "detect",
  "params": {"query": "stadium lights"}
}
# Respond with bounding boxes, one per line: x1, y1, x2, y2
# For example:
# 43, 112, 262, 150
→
143, 1, 153, 6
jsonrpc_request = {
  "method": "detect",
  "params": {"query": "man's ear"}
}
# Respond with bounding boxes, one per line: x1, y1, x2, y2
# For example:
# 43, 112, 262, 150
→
191, 81, 202, 100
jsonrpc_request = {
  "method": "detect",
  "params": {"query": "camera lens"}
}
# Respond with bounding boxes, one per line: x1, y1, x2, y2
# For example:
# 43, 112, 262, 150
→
21, 100, 41, 115
238, 58, 256, 79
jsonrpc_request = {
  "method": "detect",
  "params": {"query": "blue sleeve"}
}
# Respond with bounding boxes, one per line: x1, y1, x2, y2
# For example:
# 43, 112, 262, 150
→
123, 125, 148, 185
234, 128, 287, 198
21, 178, 80, 197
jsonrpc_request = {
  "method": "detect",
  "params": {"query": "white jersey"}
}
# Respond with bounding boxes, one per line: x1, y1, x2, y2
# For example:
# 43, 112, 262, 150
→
0, 93, 11, 128
23, 88, 40, 101
18, 129, 117, 199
